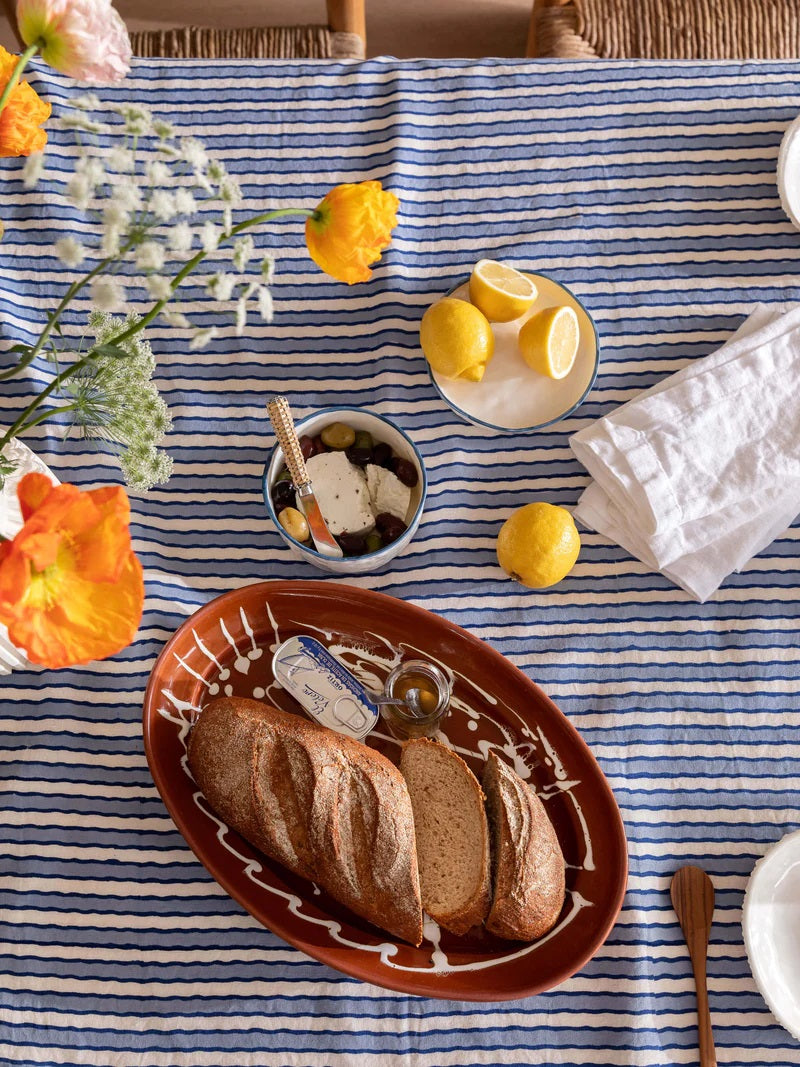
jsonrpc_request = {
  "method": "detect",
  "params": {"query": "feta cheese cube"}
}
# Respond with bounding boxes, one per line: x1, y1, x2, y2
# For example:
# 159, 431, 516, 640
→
302, 451, 374, 536
365, 464, 412, 521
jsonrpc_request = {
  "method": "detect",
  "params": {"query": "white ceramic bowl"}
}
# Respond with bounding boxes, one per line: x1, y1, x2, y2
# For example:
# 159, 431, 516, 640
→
262, 407, 427, 575
428, 271, 599, 433
742, 828, 800, 1040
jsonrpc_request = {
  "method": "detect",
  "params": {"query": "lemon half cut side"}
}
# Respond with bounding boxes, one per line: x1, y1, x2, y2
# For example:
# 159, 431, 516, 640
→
469, 260, 538, 322
518, 305, 580, 380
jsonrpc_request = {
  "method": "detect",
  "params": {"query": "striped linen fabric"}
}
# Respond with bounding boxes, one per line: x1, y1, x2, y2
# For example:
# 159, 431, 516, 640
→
1, 55, 800, 1065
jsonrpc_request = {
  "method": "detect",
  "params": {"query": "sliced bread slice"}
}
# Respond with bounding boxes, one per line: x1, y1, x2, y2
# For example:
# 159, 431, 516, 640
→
400, 738, 490, 935
482, 750, 565, 941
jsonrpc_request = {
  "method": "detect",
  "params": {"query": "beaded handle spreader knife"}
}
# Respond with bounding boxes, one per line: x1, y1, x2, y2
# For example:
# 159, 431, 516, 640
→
266, 396, 344, 559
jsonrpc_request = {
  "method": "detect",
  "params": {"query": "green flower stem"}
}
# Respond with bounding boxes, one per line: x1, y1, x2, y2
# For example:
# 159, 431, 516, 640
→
0, 360, 88, 448
103, 206, 316, 350
15, 403, 80, 436
0, 42, 40, 117
0, 206, 317, 454
0, 239, 138, 450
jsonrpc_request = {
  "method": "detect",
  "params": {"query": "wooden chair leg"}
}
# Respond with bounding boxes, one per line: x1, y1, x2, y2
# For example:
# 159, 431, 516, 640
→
326, 0, 366, 49
1, 0, 25, 49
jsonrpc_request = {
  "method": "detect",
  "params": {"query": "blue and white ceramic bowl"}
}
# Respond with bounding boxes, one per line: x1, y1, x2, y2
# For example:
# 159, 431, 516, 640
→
263, 407, 427, 575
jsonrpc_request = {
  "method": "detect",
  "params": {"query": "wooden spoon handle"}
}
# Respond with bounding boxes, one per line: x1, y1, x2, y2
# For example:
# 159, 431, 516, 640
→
692, 951, 717, 1067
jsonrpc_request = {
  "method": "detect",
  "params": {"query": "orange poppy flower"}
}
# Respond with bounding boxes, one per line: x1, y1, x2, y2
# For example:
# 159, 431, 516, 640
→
305, 181, 400, 285
0, 44, 51, 158
0, 473, 144, 668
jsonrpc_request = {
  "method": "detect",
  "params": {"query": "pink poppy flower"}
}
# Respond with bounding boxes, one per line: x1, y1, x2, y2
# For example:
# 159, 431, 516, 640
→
16, 0, 131, 85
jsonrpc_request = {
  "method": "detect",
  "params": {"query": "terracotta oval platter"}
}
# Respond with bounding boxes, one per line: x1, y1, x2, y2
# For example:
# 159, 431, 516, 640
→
142, 580, 628, 1002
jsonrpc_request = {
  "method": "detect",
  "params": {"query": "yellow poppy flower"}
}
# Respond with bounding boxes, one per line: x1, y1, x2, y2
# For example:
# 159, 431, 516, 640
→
0, 473, 144, 668
0, 44, 51, 158
305, 181, 400, 285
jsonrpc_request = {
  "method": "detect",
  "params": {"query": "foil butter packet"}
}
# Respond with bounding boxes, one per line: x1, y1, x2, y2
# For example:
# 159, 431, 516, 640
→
271, 635, 379, 741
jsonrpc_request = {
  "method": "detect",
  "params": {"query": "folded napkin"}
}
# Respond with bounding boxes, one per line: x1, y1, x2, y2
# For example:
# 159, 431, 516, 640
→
570, 304, 800, 601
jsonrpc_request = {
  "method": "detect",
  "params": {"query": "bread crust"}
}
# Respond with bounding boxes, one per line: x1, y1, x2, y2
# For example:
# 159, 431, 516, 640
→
483, 750, 565, 941
400, 738, 491, 936
188, 697, 423, 946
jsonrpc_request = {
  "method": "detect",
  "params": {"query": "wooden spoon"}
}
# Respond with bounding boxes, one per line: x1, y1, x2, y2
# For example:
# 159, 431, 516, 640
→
671, 865, 717, 1067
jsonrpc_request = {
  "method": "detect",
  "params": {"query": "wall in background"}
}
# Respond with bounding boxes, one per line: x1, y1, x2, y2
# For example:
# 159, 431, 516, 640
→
1, 0, 531, 57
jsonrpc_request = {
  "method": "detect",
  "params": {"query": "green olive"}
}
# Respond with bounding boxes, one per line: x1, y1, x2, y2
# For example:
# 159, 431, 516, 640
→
320, 422, 356, 450
278, 506, 310, 542
365, 531, 383, 554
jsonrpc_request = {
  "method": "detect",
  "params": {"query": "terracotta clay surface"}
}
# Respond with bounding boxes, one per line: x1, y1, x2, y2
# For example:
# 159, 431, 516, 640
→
143, 579, 628, 1002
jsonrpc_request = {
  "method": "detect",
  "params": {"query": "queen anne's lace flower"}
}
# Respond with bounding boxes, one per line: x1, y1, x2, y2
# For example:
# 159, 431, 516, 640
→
103, 201, 129, 231
146, 160, 171, 186
120, 104, 151, 136
168, 222, 193, 254
111, 181, 142, 212
146, 275, 172, 302
90, 276, 124, 310
260, 255, 275, 283
201, 221, 220, 252
189, 326, 218, 350
149, 190, 177, 221
258, 286, 274, 323
161, 310, 191, 329
0, 89, 401, 512
181, 138, 208, 169
66, 172, 91, 209
64, 312, 173, 493
232, 235, 254, 272
101, 228, 120, 257
21, 151, 45, 187
153, 119, 174, 140
55, 237, 86, 268
135, 241, 165, 272
108, 146, 134, 173
207, 159, 226, 184
174, 189, 196, 215
207, 273, 236, 302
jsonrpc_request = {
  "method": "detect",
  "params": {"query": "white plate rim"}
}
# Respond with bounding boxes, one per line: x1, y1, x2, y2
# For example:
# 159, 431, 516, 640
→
742, 827, 800, 1041
425, 269, 600, 434
777, 114, 800, 231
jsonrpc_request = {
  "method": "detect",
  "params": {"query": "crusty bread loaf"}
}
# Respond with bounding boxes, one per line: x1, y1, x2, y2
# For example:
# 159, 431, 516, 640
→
482, 750, 565, 941
188, 697, 423, 946
400, 738, 491, 936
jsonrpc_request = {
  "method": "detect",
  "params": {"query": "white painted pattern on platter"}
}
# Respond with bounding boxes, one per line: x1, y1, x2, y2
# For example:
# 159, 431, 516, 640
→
157, 596, 595, 974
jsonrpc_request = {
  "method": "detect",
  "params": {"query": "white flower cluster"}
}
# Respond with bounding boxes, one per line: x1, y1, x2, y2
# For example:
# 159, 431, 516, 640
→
64, 311, 173, 492
15, 98, 287, 493
26, 97, 276, 351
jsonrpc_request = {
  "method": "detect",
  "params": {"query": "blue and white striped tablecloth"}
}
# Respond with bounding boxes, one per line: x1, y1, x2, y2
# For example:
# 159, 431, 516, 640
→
2, 54, 800, 1065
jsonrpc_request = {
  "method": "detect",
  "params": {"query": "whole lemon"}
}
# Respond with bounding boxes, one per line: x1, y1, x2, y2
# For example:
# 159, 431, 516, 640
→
420, 297, 495, 382
497, 502, 580, 589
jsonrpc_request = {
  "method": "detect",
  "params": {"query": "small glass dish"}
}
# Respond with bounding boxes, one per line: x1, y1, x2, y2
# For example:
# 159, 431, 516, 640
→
381, 658, 452, 739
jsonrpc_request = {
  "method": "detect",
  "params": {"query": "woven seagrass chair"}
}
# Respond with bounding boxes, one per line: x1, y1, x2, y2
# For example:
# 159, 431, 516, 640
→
527, 0, 800, 59
1, 0, 366, 59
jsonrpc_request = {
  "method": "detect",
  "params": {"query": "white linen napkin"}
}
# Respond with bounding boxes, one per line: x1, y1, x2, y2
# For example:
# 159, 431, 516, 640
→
570, 304, 800, 601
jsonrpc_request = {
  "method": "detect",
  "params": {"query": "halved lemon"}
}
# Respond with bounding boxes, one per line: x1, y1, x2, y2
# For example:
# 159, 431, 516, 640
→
518, 305, 579, 379
469, 260, 538, 322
